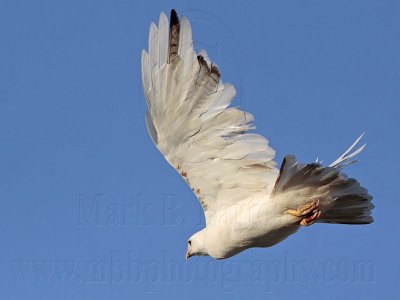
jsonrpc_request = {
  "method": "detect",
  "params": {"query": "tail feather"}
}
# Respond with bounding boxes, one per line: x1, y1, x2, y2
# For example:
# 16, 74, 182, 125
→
272, 135, 374, 225
329, 133, 366, 168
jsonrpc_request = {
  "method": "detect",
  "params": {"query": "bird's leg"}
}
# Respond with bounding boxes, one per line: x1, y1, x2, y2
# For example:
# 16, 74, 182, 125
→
286, 199, 321, 226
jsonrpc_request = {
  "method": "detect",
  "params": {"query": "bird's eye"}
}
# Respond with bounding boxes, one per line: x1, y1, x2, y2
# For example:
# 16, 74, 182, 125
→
188, 240, 191, 246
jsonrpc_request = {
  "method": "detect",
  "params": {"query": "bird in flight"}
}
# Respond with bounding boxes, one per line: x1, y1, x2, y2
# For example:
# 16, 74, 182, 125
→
141, 9, 374, 260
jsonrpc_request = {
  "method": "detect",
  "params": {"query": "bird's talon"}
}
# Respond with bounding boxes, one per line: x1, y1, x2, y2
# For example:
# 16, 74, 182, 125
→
286, 199, 319, 217
286, 200, 321, 226
300, 210, 321, 226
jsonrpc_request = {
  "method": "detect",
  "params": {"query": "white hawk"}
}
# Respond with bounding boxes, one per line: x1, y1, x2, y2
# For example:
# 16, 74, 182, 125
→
141, 10, 373, 259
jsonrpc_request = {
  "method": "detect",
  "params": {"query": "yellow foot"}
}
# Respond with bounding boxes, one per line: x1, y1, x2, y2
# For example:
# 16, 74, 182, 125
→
286, 200, 321, 226
299, 210, 321, 226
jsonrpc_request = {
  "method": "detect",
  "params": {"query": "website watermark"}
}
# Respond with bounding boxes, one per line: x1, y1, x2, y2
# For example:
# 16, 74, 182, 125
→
10, 250, 376, 293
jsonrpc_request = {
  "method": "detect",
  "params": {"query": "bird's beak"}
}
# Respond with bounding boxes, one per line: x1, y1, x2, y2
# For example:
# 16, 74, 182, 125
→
185, 249, 191, 260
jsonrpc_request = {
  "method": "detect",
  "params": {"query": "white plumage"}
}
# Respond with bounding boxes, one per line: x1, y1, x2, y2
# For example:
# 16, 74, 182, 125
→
141, 10, 374, 259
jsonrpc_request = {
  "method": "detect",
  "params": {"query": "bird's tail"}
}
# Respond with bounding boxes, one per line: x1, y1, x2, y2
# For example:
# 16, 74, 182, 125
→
272, 134, 374, 224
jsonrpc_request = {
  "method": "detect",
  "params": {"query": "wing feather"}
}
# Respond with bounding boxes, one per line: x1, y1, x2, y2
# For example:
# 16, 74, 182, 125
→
142, 10, 278, 222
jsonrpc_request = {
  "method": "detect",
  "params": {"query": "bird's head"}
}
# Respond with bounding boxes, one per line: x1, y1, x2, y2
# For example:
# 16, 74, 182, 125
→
186, 230, 208, 260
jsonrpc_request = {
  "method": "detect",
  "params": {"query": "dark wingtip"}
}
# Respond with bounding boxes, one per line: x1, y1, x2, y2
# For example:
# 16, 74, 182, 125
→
168, 9, 180, 63
211, 65, 221, 78
197, 55, 221, 77
170, 9, 179, 28
197, 55, 207, 65
271, 157, 288, 197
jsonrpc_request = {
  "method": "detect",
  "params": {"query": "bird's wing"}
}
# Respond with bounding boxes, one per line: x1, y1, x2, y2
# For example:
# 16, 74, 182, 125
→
142, 10, 278, 223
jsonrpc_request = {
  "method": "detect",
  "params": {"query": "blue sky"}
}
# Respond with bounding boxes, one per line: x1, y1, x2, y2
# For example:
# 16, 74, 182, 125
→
0, 0, 399, 299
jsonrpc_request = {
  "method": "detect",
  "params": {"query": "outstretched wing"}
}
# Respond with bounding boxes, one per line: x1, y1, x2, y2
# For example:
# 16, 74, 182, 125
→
141, 10, 278, 222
